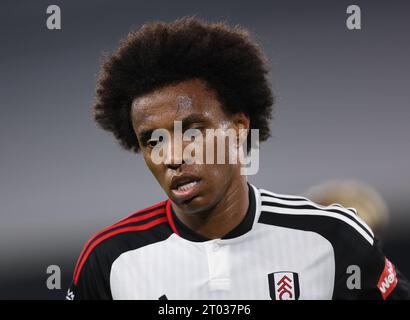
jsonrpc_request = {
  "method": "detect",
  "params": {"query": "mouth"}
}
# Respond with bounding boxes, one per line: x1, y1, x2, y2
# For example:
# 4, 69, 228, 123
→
170, 174, 202, 201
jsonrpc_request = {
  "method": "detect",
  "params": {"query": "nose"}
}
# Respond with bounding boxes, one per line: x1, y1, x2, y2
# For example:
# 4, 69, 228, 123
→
165, 134, 186, 170
166, 159, 185, 171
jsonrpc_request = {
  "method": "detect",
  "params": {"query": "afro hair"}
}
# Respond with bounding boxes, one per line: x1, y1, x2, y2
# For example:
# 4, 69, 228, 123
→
93, 17, 274, 153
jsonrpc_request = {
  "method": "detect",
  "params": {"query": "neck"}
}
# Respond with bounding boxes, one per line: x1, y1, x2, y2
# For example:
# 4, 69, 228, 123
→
173, 175, 249, 239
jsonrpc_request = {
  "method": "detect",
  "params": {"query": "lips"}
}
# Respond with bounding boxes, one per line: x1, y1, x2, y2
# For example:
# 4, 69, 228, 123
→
170, 174, 201, 200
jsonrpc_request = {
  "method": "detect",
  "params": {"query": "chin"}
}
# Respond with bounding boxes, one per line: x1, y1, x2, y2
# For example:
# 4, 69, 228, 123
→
174, 195, 214, 215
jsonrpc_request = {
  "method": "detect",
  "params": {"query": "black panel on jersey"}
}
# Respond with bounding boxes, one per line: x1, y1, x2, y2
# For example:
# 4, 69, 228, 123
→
260, 199, 373, 239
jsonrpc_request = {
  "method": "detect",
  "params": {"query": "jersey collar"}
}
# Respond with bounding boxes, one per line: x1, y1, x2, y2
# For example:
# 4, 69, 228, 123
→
166, 183, 259, 242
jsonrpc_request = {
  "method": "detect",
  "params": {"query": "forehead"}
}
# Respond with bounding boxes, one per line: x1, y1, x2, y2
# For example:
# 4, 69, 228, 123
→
131, 79, 225, 130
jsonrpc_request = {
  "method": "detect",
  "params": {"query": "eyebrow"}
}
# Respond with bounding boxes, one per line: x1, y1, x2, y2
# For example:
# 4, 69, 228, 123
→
137, 113, 208, 143
180, 113, 208, 131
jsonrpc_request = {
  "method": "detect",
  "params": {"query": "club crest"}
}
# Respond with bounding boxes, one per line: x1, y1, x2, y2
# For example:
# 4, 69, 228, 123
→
268, 271, 300, 300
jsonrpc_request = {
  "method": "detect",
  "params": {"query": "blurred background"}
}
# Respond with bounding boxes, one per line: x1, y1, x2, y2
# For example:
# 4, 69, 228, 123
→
0, 0, 409, 299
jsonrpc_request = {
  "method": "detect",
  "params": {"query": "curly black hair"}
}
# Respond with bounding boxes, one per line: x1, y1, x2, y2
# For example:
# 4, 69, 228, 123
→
93, 17, 274, 153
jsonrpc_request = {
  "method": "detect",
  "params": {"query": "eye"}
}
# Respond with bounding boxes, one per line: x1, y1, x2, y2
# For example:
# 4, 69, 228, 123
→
146, 135, 164, 148
147, 139, 158, 148
184, 128, 203, 142
189, 127, 204, 136
191, 130, 202, 137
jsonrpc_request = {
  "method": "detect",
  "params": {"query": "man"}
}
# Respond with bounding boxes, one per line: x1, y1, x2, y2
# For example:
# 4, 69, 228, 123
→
304, 180, 390, 240
67, 17, 409, 300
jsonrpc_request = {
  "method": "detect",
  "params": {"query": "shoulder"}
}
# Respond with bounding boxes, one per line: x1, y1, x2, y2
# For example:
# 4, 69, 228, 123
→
72, 200, 171, 285
256, 187, 375, 248
255, 187, 410, 300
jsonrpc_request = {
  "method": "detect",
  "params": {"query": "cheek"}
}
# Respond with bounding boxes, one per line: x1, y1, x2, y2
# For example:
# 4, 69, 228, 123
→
203, 164, 234, 183
143, 152, 164, 181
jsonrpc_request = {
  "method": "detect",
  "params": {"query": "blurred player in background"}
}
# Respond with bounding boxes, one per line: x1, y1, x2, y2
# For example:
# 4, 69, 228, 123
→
304, 180, 389, 240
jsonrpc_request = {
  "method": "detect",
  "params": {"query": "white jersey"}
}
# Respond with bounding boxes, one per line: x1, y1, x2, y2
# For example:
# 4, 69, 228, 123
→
67, 184, 409, 300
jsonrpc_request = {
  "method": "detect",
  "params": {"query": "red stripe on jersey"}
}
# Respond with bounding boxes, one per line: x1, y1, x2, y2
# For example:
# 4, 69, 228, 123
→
166, 200, 179, 235
73, 208, 165, 279
74, 216, 168, 285
73, 202, 166, 282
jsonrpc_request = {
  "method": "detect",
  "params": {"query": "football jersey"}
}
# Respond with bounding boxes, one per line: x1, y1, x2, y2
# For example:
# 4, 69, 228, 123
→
66, 184, 409, 300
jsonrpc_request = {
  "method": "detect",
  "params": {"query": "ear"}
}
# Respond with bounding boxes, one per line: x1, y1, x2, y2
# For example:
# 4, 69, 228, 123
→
232, 112, 250, 130
232, 112, 250, 146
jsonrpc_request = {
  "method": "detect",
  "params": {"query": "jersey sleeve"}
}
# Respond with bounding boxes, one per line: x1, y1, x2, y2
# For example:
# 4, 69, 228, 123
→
66, 249, 112, 300
332, 227, 410, 300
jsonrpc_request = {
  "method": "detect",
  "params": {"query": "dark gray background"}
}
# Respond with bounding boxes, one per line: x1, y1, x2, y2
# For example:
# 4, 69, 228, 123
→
0, 0, 409, 299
